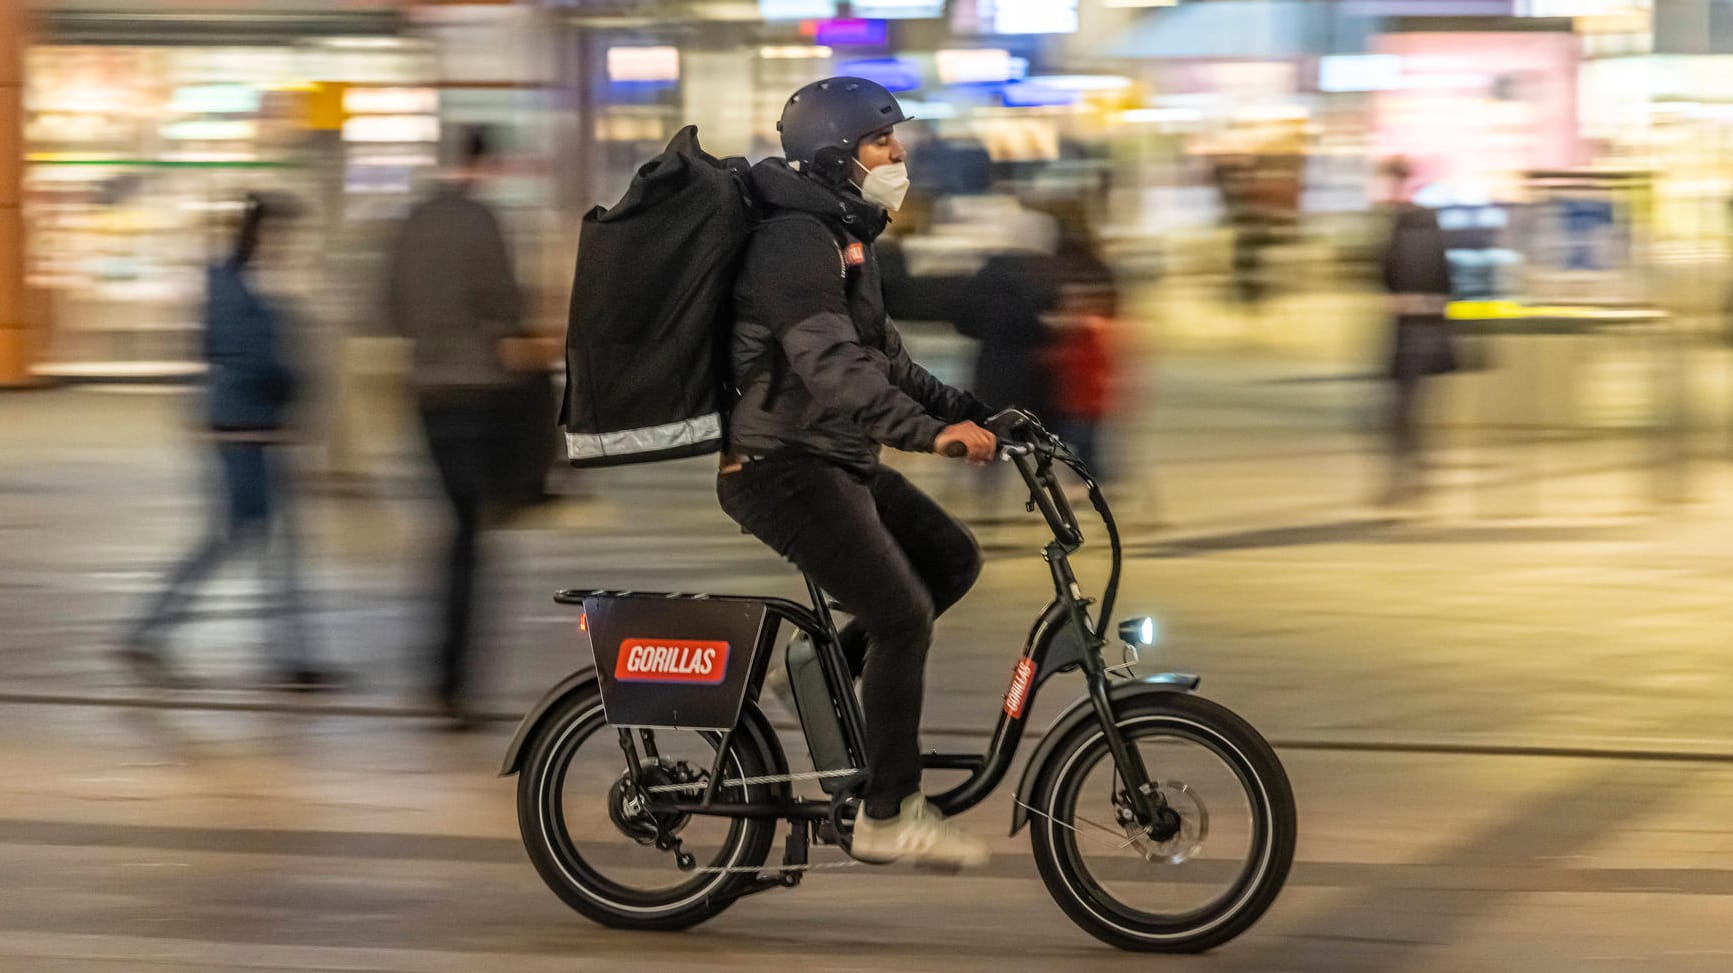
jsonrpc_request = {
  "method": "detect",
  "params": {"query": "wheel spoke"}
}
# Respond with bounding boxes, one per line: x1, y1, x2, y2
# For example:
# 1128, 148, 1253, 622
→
1019, 801, 1144, 852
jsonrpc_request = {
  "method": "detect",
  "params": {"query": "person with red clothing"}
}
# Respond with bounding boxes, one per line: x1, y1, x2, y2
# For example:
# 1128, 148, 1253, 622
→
1042, 205, 1120, 482
1047, 310, 1115, 480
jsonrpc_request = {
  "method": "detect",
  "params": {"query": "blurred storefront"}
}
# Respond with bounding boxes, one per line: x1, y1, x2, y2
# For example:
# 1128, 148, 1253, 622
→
17, 0, 1733, 385
8, 2, 575, 386
19, 8, 437, 381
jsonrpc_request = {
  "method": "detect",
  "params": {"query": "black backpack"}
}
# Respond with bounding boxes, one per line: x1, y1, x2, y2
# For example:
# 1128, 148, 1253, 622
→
560, 126, 756, 467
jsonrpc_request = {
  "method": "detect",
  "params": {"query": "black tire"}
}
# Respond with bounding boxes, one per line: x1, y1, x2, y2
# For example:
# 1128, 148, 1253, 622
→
1027, 691, 1295, 953
516, 688, 783, 931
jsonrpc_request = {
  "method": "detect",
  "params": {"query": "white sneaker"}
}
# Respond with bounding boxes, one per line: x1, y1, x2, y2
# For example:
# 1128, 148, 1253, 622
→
850, 793, 992, 870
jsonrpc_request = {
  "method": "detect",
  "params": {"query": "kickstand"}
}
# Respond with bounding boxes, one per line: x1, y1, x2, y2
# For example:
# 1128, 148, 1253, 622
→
779, 822, 810, 886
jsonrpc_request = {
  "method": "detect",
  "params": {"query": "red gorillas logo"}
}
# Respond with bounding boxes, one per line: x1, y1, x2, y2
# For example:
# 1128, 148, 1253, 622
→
1004, 657, 1037, 719
615, 639, 730, 685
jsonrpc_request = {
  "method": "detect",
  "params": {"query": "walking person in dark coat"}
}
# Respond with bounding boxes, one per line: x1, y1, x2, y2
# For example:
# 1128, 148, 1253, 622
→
124, 192, 339, 690
1377, 158, 1458, 506
386, 126, 532, 726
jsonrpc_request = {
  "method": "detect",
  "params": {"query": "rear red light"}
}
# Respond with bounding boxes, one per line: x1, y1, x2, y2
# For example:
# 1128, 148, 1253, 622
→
578, 611, 588, 633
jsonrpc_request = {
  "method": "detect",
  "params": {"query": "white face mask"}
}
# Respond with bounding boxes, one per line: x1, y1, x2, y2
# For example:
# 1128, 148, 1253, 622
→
854, 159, 910, 212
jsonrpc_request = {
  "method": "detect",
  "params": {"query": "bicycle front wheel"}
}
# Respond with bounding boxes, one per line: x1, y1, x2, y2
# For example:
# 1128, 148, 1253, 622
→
1027, 691, 1295, 953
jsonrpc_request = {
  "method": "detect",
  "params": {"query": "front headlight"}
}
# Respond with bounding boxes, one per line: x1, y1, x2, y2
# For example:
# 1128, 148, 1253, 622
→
1118, 616, 1158, 647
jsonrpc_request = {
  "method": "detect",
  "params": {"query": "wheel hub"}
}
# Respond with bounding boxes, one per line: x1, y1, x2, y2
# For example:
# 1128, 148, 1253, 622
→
1117, 780, 1209, 865
607, 761, 702, 845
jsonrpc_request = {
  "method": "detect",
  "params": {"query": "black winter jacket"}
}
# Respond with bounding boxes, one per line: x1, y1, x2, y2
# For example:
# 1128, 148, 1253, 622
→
728, 159, 991, 473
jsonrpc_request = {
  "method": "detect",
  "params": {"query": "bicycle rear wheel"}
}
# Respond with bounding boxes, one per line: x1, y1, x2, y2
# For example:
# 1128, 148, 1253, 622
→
516, 687, 783, 931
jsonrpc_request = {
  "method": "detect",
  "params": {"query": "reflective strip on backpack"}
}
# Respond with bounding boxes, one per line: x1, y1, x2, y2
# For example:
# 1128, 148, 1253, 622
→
565, 413, 723, 462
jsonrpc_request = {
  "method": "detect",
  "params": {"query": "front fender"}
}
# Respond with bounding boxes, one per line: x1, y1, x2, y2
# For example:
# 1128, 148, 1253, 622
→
1009, 672, 1200, 835
498, 667, 600, 777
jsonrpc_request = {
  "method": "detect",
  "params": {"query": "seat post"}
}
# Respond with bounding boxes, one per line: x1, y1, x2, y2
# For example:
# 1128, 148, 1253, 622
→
799, 573, 869, 772
805, 575, 838, 637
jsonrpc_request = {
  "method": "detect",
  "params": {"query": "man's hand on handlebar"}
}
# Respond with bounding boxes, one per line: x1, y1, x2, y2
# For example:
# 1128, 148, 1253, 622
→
985, 408, 1045, 444
935, 421, 997, 466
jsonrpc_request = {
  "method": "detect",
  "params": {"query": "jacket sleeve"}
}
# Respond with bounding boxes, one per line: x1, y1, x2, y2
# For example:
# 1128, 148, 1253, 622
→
883, 319, 994, 423
749, 220, 947, 453
465, 203, 525, 339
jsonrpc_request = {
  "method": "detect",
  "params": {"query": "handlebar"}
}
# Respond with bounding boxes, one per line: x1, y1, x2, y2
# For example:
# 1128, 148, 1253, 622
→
939, 409, 1123, 633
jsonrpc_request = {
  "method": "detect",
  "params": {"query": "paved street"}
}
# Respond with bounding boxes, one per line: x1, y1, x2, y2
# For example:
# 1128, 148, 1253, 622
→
7, 706, 1733, 971
7, 340, 1733, 969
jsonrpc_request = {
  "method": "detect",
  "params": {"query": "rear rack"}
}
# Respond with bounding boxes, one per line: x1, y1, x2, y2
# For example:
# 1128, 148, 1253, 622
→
556, 589, 827, 638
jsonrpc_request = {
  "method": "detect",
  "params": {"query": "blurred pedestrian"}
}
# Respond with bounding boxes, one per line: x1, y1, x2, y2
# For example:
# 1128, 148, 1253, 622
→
1216, 156, 1275, 313
386, 125, 542, 726
944, 253, 1055, 520
1041, 203, 1121, 483
1376, 158, 1457, 507
123, 192, 339, 691
879, 193, 1055, 519
959, 253, 1056, 423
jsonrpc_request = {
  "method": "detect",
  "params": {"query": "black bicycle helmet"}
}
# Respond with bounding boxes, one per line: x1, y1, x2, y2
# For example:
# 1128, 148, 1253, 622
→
778, 77, 909, 183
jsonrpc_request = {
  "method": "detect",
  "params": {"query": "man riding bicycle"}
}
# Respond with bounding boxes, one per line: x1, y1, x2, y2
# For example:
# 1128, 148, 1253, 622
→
719, 78, 1000, 869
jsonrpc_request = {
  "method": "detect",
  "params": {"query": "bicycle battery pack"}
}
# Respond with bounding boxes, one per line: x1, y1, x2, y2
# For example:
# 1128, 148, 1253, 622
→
786, 633, 857, 793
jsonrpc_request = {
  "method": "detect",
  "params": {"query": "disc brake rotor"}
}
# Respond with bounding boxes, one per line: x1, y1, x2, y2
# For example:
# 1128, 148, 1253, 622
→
1120, 781, 1209, 865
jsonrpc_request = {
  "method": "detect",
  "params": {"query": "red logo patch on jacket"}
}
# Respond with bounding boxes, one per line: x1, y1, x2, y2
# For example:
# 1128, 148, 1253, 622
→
843, 242, 866, 267
615, 639, 730, 685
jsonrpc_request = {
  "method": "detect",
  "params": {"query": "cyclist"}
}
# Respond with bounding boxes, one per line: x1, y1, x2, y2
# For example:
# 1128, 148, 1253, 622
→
720, 78, 998, 869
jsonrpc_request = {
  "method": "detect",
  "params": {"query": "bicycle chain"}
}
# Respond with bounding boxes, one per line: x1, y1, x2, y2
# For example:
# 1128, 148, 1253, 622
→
636, 769, 866, 873
685, 859, 865, 875
643, 768, 859, 793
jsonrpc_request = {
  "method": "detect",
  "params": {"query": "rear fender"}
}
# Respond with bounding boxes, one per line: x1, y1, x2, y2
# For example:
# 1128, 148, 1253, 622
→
497, 667, 793, 785
1008, 673, 1200, 835
499, 668, 600, 777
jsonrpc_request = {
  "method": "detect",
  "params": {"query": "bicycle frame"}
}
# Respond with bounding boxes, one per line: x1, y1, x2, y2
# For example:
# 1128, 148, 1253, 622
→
600, 438, 1162, 828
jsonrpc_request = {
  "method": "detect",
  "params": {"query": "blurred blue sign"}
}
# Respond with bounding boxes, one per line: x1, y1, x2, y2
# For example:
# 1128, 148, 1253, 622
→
1554, 198, 1616, 272
814, 18, 889, 45
836, 57, 923, 92
1000, 80, 1078, 107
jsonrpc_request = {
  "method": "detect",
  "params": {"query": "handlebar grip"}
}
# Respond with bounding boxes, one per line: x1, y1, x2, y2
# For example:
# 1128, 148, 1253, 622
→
940, 440, 968, 459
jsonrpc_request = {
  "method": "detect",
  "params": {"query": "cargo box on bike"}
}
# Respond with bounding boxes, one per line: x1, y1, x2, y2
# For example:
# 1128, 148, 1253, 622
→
582, 592, 778, 731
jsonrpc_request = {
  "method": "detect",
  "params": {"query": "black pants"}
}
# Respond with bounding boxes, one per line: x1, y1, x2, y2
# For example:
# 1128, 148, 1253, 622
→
132, 441, 311, 669
419, 389, 510, 705
1387, 372, 1430, 498
718, 455, 982, 819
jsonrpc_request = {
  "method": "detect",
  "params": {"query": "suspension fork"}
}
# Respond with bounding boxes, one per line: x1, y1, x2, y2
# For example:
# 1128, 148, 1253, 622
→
1046, 542, 1162, 825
